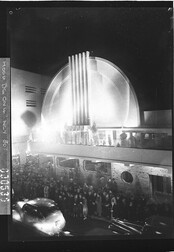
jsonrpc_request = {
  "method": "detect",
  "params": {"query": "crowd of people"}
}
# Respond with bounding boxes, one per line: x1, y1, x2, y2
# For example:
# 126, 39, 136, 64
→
12, 157, 172, 223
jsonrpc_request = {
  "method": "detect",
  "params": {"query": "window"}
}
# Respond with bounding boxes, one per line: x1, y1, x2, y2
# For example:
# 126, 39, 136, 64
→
22, 204, 43, 219
84, 160, 96, 172
57, 157, 79, 168
150, 175, 163, 192
121, 171, 133, 183
84, 160, 111, 174
150, 175, 172, 194
156, 176, 163, 192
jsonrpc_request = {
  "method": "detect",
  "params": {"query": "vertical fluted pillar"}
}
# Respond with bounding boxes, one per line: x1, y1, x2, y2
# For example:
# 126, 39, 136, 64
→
78, 53, 84, 125
69, 51, 90, 126
85, 51, 90, 125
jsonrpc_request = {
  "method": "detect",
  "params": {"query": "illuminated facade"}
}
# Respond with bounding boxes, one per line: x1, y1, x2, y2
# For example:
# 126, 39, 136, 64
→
11, 53, 172, 204
42, 53, 140, 129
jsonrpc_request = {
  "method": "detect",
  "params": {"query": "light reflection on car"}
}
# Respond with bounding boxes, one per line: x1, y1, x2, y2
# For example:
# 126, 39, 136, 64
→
108, 218, 143, 235
12, 198, 66, 236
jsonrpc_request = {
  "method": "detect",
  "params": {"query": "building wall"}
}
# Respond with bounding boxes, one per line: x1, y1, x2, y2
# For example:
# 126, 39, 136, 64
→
11, 68, 51, 155
11, 68, 51, 139
111, 163, 172, 203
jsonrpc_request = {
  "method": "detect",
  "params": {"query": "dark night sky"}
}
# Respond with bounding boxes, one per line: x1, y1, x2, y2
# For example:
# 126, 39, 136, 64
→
8, 6, 173, 111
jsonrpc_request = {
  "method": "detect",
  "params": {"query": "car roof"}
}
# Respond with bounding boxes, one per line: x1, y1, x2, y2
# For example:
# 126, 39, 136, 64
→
26, 198, 56, 208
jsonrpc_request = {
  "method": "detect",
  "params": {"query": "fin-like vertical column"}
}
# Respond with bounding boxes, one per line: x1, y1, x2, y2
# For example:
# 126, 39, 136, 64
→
69, 55, 77, 125
69, 51, 90, 126
82, 52, 88, 125
85, 51, 90, 125
75, 54, 80, 125
78, 53, 84, 125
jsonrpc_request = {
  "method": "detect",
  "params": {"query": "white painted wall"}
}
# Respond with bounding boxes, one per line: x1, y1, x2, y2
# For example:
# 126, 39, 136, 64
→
11, 68, 51, 141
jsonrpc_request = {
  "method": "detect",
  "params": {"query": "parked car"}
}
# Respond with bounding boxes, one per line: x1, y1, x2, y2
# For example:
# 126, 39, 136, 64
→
12, 198, 66, 236
109, 216, 174, 236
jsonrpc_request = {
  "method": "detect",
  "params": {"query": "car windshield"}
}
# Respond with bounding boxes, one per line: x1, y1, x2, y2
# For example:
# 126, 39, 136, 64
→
37, 205, 59, 218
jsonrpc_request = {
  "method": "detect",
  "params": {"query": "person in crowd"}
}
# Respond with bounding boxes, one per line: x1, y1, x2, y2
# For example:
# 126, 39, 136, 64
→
83, 182, 89, 193
104, 194, 111, 218
62, 193, 68, 218
110, 194, 117, 219
82, 196, 88, 220
96, 193, 102, 217
101, 191, 106, 216
128, 132, 137, 148
87, 191, 93, 217
120, 132, 128, 148
127, 195, 135, 220
108, 134, 112, 146
73, 194, 78, 218
111, 178, 117, 195
49, 183, 55, 200
54, 187, 59, 203
107, 178, 112, 191
77, 194, 84, 219
116, 194, 122, 218
58, 195, 63, 213
44, 184, 49, 198
91, 192, 97, 216
68, 193, 74, 218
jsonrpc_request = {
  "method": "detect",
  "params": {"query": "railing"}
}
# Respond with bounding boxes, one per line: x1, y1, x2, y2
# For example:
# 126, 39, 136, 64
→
32, 127, 172, 151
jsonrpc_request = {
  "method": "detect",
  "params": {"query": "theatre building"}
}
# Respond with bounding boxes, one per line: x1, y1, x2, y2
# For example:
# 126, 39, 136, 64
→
12, 51, 172, 205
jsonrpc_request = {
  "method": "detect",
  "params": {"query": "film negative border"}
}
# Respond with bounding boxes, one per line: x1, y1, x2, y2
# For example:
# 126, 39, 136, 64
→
0, 58, 11, 215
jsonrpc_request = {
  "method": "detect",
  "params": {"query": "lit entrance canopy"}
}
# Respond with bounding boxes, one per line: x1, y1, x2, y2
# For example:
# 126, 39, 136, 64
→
42, 54, 140, 130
